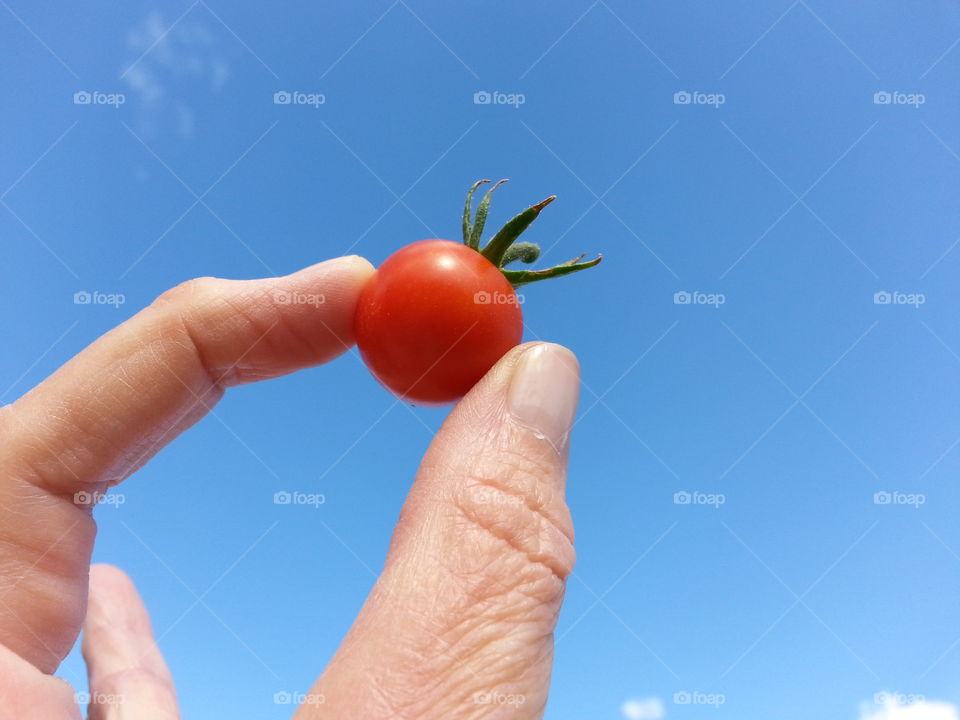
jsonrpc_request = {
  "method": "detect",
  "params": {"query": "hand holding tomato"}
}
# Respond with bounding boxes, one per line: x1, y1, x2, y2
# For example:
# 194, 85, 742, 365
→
0, 255, 580, 718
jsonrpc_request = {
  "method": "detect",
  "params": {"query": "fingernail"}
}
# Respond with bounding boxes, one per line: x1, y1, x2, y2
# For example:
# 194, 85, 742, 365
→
507, 343, 580, 450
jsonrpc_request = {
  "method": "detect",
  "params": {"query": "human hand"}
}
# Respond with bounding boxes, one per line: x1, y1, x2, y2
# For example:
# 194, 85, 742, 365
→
0, 255, 580, 719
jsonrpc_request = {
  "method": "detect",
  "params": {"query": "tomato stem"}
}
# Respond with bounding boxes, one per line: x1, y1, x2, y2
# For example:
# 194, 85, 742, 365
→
480, 195, 554, 268
502, 253, 603, 287
462, 179, 490, 249
469, 179, 509, 250
462, 180, 601, 288
501, 241, 540, 267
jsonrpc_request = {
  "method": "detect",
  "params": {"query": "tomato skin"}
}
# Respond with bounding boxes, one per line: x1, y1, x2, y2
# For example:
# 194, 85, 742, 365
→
355, 239, 523, 405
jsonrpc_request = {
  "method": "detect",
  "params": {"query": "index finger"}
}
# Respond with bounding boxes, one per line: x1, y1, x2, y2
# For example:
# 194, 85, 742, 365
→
0, 255, 373, 672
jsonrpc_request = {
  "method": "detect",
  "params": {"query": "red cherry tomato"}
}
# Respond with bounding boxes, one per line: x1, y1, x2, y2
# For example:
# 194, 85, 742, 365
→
355, 239, 523, 405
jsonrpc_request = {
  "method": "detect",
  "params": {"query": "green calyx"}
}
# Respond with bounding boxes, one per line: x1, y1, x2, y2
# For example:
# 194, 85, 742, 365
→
461, 179, 602, 288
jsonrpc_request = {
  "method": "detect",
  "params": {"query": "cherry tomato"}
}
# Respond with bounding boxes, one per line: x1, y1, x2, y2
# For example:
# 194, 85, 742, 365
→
355, 239, 523, 405
352, 179, 600, 406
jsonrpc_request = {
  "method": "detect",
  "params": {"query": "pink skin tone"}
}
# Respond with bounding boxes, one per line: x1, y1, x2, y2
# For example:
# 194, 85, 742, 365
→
0, 256, 580, 719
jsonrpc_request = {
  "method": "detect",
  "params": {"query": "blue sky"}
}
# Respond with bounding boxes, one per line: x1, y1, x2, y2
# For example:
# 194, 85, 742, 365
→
3, 1, 960, 718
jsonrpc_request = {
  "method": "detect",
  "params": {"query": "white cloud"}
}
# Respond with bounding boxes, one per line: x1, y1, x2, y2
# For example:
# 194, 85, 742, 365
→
621, 697, 665, 720
122, 11, 232, 139
860, 694, 960, 720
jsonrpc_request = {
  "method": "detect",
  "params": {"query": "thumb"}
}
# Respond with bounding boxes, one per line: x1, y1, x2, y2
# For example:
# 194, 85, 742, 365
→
300, 342, 579, 719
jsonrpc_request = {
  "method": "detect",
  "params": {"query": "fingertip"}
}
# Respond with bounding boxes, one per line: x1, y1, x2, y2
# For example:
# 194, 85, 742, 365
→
343, 253, 376, 275
451, 341, 581, 446
484, 341, 579, 379
455, 341, 553, 394
89, 563, 136, 597
89, 563, 129, 583
326, 253, 376, 282
85, 565, 150, 635
506, 342, 580, 453
287, 254, 375, 286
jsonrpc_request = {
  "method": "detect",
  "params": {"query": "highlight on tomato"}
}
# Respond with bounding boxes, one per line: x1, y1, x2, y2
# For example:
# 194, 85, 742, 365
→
354, 179, 602, 406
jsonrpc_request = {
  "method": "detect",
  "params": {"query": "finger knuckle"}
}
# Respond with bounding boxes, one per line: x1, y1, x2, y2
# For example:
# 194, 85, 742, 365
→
151, 276, 220, 312
450, 454, 576, 592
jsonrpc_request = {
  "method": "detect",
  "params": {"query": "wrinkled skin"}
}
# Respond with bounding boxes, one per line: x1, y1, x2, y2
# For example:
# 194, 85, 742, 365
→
0, 255, 580, 719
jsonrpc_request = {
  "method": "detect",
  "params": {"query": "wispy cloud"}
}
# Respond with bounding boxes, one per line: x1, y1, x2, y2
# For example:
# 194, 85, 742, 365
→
621, 697, 665, 720
861, 695, 960, 719
122, 11, 232, 140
